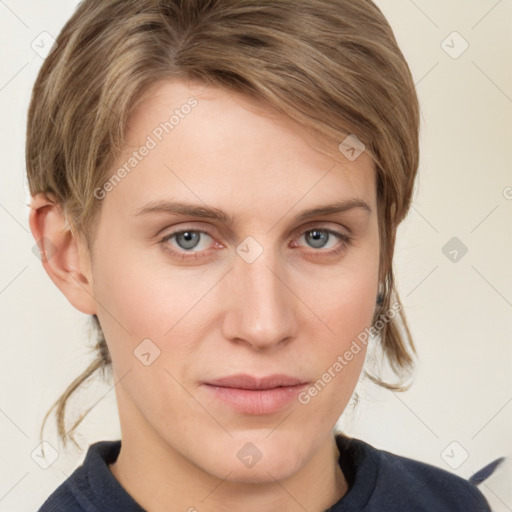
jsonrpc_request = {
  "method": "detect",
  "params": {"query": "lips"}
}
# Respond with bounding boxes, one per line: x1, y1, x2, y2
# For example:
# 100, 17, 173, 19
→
203, 373, 308, 390
201, 373, 310, 415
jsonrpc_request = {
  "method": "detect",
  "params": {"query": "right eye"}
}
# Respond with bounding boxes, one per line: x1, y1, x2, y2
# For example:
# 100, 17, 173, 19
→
160, 229, 216, 260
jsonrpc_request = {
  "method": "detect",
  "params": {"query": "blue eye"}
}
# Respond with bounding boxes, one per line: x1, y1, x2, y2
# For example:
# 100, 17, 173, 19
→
301, 228, 341, 250
160, 227, 352, 261
172, 230, 205, 250
161, 229, 212, 257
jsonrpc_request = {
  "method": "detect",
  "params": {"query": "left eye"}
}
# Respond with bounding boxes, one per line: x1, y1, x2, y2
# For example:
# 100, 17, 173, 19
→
162, 229, 211, 252
163, 229, 212, 252
297, 228, 342, 250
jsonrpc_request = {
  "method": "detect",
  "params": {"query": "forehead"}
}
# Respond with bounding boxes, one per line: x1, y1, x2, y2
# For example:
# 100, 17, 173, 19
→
106, 78, 376, 221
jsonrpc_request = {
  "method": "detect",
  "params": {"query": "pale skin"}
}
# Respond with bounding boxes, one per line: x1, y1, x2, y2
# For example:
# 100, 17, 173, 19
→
29, 79, 381, 512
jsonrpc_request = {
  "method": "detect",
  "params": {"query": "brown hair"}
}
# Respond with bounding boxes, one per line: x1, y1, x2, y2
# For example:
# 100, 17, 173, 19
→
26, 0, 420, 450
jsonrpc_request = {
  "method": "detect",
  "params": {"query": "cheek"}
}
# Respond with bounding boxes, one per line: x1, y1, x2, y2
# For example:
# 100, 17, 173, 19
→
91, 248, 215, 368
297, 258, 379, 345
89, 251, 162, 363
294, 270, 378, 416
282, 282, 375, 445
328, 274, 378, 341
294, 252, 379, 390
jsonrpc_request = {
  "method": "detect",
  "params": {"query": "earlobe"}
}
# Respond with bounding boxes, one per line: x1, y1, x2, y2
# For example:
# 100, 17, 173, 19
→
28, 193, 97, 315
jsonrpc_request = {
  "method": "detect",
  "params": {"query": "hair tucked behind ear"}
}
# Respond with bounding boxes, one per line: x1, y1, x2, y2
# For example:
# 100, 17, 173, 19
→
28, 0, 420, 449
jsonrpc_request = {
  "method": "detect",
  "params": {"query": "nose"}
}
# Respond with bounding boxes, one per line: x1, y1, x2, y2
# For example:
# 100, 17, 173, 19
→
221, 247, 298, 351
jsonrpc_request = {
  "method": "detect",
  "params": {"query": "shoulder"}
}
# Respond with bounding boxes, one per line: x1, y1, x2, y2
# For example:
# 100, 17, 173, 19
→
378, 446, 491, 511
337, 435, 491, 512
37, 440, 124, 512
38, 483, 84, 512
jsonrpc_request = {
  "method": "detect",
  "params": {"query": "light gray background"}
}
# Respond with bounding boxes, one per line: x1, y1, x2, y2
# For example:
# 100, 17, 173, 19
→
0, 1, 511, 510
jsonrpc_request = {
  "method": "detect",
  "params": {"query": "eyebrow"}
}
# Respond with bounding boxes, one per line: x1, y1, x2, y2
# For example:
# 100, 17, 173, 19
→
132, 198, 372, 225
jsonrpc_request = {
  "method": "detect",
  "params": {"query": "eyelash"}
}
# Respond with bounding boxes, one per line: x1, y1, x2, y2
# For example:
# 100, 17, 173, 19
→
159, 226, 353, 262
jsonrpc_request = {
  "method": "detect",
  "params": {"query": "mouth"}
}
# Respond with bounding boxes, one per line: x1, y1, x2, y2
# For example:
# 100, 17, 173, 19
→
201, 374, 310, 415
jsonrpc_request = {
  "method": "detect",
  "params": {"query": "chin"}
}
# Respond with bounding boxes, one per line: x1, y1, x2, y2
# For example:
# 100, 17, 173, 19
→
196, 433, 307, 484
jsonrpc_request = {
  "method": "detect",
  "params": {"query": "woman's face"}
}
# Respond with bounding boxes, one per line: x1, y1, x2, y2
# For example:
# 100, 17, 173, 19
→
87, 78, 380, 482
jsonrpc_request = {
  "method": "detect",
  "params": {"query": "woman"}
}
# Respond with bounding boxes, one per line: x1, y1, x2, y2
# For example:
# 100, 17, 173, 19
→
27, 0, 493, 510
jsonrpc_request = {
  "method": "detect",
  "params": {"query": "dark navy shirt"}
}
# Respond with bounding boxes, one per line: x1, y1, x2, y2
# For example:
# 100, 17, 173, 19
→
38, 435, 491, 511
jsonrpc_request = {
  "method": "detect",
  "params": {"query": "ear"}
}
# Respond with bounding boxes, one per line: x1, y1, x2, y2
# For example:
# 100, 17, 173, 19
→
28, 192, 97, 315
